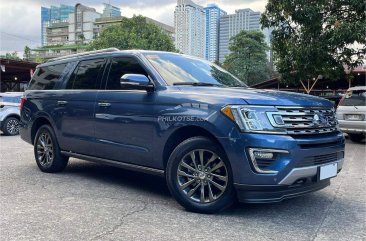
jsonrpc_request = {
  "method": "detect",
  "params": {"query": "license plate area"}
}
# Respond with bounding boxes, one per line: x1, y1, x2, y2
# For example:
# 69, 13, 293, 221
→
344, 114, 363, 121
318, 163, 338, 181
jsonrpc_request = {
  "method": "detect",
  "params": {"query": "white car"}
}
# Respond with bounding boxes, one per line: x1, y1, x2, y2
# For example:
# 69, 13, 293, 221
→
336, 86, 366, 142
0, 92, 22, 136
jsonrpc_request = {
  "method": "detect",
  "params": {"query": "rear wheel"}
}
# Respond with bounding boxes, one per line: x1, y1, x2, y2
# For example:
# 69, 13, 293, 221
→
166, 136, 235, 213
2, 117, 19, 136
34, 125, 69, 173
348, 133, 365, 143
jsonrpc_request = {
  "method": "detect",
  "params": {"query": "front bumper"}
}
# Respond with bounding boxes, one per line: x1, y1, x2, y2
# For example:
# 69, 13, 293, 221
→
217, 130, 345, 203
235, 179, 331, 203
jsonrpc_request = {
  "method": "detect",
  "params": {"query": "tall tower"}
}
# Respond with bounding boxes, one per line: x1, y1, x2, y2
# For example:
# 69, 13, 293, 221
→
204, 4, 226, 62
174, 0, 205, 58
219, 8, 263, 63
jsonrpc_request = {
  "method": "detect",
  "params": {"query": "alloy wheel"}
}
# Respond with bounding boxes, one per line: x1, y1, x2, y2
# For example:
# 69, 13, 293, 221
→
6, 119, 19, 135
36, 132, 54, 167
177, 149, 228, 203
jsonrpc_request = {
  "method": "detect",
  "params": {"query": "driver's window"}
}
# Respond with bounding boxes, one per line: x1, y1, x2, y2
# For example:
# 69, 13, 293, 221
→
106, 57, 148, 90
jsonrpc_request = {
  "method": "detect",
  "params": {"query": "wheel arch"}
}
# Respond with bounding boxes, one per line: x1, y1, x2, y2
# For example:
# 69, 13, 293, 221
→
162, 125, 228, 169
30, 116, 53, 144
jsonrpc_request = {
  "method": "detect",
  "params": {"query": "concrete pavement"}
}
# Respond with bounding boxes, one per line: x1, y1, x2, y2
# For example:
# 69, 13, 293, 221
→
0, 135, 365, 241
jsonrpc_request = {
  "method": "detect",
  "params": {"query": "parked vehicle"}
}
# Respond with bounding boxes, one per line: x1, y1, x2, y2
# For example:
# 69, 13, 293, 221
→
20, 49, 345, 213
0, 92, 22, 135
336, 86, 366, 143
323, 95, 343, 109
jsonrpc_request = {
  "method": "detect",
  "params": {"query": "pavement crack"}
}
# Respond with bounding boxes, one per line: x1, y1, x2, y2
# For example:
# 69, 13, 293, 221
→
90, 200, 148, 241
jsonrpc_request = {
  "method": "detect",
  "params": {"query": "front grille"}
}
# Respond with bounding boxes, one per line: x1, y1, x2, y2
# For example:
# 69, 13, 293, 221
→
296, 151, 344, 167
269, 107, 338, 135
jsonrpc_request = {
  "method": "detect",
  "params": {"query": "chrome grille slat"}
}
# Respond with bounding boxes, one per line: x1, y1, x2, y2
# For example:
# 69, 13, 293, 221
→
268, 107, 338, 135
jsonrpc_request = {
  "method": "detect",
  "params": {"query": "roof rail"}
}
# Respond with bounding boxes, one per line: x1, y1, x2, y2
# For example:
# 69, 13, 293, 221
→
46, 48, 120, 63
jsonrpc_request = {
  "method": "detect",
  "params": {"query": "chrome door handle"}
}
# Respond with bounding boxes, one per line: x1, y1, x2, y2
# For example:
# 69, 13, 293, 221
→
98, 102, 111, 107
57, 100, 68, 106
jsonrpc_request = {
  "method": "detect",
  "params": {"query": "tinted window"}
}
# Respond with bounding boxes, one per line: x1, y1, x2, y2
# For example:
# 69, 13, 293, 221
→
106, 57, 148, 90
66, 58, 105, 90
28, 64, 67, 90
341, 90, 366, 106
0, 96, 21, 103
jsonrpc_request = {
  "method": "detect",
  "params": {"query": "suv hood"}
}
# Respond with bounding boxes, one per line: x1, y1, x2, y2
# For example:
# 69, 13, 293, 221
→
176, 86, 333, 108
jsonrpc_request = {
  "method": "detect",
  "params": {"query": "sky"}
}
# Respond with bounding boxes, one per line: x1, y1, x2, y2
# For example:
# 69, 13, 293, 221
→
0, 0, 267, 56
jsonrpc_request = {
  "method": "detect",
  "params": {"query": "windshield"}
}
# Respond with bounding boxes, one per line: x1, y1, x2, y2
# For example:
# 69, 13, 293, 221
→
340, 90, 366, 106
144, 53, 247, 87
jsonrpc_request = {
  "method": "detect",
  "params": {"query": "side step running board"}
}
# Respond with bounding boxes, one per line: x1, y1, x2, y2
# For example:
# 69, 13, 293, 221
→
61, 151, 165, 177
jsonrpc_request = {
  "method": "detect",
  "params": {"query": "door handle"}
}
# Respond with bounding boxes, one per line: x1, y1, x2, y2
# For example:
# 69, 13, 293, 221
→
57, 100, 68, 106
98, 102, 111, 107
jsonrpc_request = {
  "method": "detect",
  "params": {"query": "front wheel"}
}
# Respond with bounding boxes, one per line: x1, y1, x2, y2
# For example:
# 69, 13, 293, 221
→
34, 125, 69, 173
166, 136, 235, 213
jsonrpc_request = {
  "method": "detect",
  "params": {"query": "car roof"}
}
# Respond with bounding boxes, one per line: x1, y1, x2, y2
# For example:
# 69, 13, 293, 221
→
348, 86, 366, 91
38, 49, 181, 68
0, 92, 23, 96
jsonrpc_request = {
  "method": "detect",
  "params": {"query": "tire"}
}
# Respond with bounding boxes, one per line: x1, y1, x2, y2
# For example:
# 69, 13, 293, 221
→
2, 117, 19, 136
348, 133, 365, 143
166, 136, 235, 213
34, 124, 69, 173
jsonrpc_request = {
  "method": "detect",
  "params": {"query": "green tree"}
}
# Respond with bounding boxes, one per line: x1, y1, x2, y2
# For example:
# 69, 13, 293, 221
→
2, 51, 20, 60
88, 15, 175, 52
261, 0, 365, 88
223, 30, 271, 85
23, 46, 31, 60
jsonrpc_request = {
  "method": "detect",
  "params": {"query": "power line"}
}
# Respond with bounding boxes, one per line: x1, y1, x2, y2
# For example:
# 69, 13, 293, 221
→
0, 31, 40, 44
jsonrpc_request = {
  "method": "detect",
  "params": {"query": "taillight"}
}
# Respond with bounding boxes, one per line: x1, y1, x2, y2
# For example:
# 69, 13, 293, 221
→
20, 97, 26, 111
337, 95, 345, 108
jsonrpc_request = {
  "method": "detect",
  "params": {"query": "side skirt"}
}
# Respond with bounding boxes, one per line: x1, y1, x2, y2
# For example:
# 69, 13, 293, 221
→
60, 151, 165, 177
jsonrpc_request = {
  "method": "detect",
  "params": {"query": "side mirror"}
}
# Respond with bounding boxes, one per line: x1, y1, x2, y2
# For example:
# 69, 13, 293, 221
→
120, 74, 154, 91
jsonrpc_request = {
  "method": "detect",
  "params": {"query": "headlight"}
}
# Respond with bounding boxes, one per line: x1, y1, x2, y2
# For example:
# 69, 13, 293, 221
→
221, 105, 286, 134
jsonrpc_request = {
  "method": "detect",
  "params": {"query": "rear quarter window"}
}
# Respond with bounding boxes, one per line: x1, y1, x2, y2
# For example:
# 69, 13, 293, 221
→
341, 90, 366, 106
28, 63, 67, 90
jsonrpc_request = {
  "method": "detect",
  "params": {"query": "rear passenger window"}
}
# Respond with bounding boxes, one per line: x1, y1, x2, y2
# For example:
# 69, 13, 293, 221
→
66, 58, 105, 90
28, 64, 67, 90
106, 57, 148, 90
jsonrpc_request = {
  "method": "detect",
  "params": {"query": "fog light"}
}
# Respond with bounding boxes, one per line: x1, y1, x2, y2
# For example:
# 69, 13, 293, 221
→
248, 148, 289, 174
253, 151, 274, 159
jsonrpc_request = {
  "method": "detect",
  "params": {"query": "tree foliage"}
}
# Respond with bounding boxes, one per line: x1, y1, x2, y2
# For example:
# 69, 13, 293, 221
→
1, 51, 20, 60
223, 30, 271, 85
261, 0, 366, 83
23, 46, 31, 60
88, 16, 175, 52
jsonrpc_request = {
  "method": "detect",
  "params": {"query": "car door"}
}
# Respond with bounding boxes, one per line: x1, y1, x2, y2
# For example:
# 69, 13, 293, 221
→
58, 58, 107, 155
93, 56, 156, 167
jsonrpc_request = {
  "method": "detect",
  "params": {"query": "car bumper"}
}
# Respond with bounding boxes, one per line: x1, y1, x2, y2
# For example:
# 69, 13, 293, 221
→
235, 179, 331, 203
217, 131, 345, 202
339, 120, 366, 134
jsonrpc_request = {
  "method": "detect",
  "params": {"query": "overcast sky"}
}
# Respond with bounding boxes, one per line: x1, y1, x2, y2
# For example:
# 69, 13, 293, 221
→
0, 0, 267, 56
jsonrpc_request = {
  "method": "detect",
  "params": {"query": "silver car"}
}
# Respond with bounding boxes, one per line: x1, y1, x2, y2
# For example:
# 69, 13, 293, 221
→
0, 92, 22, 136
336, 86, 366, 142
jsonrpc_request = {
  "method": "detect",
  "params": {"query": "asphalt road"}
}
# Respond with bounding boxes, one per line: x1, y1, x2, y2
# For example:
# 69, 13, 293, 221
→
0, 135, 365, 241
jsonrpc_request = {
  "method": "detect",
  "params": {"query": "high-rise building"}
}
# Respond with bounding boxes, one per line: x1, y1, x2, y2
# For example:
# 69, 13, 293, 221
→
204, 4, 226, 62
68, 4, 101, 44
218, 8, 262, 63
41, 4, 74, 46
101, 3, 121, 17
174, 0, 205, 58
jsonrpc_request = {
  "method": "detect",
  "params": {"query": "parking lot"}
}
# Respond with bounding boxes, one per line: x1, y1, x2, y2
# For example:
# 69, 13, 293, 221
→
0, 135, 365, 241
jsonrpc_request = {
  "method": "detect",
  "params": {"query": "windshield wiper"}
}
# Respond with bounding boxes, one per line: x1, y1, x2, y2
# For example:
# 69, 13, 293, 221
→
173, 82, 220, 86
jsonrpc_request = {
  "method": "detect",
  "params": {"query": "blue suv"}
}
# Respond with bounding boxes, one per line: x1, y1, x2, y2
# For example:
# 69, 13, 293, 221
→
20, 49, 345, 213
